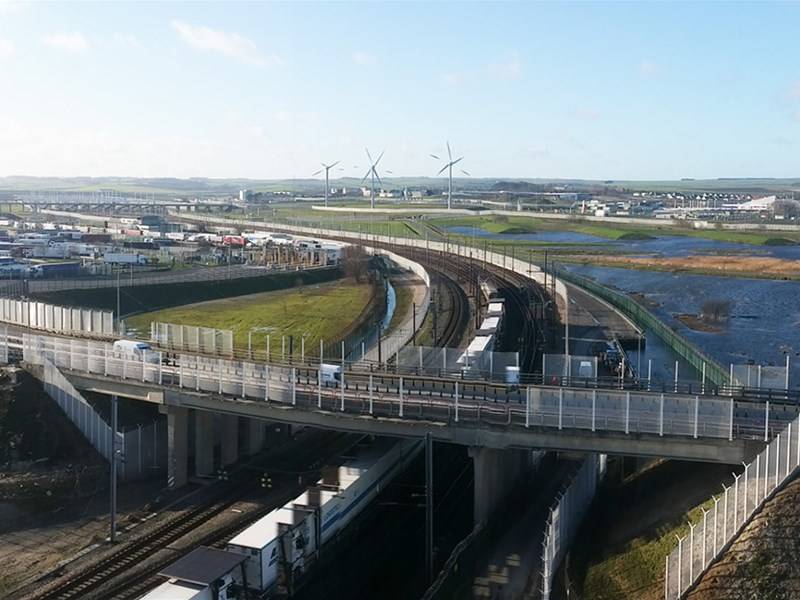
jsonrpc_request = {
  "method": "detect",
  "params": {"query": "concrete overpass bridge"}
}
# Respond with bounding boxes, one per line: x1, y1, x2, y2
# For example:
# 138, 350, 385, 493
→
13, 331, 785, 474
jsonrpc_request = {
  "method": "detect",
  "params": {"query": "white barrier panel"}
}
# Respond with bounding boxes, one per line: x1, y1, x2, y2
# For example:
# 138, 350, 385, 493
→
541, 455, 600, 600
0, 297, 114, 337
151, 322, 235, 357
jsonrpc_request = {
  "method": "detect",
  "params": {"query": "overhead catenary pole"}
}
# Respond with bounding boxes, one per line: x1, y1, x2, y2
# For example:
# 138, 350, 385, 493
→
110, 394, 119, 542
425, 432, 434, 584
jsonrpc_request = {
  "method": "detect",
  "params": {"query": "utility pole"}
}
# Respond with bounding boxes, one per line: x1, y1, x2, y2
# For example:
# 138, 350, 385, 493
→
116, 267, 121, 333
425, 432, 434, 585
110, 394, 119, 542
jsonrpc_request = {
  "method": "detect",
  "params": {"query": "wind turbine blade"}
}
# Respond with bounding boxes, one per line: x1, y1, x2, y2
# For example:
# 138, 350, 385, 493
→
375, 149, 385, 166
365, 148, 374, 164
360, 169, 371, 184
385, 170, 394, 174
331, 160, 340, 168
451, 157, 464, 166
437, 164, 449, 176
430, 154, 440, 160
447, 141, 452, 161
460, 169, 471, 176
312, 169, 323, 176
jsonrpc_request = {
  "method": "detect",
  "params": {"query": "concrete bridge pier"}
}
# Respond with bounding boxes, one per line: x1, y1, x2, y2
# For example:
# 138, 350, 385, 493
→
195, 410, 215, 477
247, 418, 266, 454
221, 414, 239, 467
164, 406, 188, 489
470, 446, 532, 525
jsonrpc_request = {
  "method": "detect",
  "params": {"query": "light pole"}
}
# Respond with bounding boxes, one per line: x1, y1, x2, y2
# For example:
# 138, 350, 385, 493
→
249, 326, 276, 361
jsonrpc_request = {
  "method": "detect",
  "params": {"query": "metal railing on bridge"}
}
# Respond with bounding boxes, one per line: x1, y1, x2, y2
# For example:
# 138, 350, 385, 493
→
10, 331, 788, 447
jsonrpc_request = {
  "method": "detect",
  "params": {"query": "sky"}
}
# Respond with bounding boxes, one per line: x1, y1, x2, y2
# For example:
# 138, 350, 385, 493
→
1, 1, 800, 181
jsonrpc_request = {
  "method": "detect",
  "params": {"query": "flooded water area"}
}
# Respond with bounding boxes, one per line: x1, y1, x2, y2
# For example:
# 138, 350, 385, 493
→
565, 264, 800, 385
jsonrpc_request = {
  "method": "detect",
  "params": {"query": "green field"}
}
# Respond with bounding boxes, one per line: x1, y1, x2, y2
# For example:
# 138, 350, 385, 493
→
125, 280, 375, 356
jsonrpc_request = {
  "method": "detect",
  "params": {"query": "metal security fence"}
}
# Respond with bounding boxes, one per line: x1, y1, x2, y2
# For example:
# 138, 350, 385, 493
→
395, 345, 519, 381
543, 354, 598, 381
664, 411, 800, 599
151, 322, 234, 357
731, 361, 790, 391
0, 297, 114, 336
541, 454, 601, 600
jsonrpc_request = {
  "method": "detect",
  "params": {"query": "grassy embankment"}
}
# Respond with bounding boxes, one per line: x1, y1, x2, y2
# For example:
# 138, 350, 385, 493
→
568, 461, 733, 600
126, 279, 375, 356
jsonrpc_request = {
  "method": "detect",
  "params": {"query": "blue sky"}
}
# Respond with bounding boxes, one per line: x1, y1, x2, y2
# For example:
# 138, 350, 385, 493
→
1, 1, 799, 180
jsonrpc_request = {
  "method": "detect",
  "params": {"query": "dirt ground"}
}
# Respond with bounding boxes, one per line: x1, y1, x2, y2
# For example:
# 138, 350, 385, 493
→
567, 254, 800, 279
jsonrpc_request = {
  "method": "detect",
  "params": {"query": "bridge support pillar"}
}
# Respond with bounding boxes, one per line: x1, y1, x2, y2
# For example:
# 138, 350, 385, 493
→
165, 406, 188, 489
194, 410, 215, 477
221, 414, 239, 467
469, 446, 531, 525
247, 418, 266, 454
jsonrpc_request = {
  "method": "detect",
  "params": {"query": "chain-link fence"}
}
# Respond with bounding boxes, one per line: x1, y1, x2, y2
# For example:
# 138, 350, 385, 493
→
665, 410, 800, 598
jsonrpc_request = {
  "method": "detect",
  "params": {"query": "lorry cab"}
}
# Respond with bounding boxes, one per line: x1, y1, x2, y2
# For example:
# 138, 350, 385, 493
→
320, 363, 342, 385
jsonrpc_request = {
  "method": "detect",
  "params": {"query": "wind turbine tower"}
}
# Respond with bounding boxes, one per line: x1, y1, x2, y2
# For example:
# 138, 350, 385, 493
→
312, 161, 340, 207
361, 148, 385, 209
430, 142, 469, 210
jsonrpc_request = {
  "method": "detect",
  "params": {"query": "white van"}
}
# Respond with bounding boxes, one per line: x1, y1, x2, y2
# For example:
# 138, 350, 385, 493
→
320, 363, 342, 385
505, 366, 521, 386
113, 340, 159, 364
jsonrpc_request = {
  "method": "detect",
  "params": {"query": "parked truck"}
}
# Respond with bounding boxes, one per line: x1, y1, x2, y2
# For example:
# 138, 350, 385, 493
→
103, 253, 148, 266
29, 261, 82, 278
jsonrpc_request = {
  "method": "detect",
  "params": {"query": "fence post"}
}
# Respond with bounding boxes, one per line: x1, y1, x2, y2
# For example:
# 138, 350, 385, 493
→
558, 388, 563, 431
713, 496, 719, 556
733, 473, 740, 531
664, 555, 669, 600
775, 433, 781, 489
591, 389, 596, 432
742, 462, 749, 517
693, 396, 699, 439
266, 365, 270, 401
340, 369, 345, 412
318, 368, 322, 408
291, 367, 296, 406
729, 397, 734, 441
659, 393, 664, 436
722, 485, 728, 540
787, 422, 792, 478
622, 391, 630, 434
158, 351, 163, 385
398, 376, 404, 417
764, 400, 770, 442
369, 373, 373, 415
676, 536, 683, 594
525, 387, 530, 428
455, 381, 459, 423
764, 443, 769, 502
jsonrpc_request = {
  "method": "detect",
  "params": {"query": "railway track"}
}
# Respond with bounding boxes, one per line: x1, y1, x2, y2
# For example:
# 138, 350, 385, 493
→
25, 431, 357, 600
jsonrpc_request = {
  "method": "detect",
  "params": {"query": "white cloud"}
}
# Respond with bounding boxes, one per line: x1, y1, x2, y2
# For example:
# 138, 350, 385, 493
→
488, 54, 522, 80
113, 33, 141, 49
0, 1, 28, 15
42, 32, 89, 53
171, 20, 280, 67
441, 72, 462, 86
639, 60, 659, 77
0, 38, 14, 58
573, 107, 602, 120
352, 51, 377, 66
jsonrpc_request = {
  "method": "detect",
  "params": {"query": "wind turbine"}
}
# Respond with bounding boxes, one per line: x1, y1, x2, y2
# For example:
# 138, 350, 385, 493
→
312, 160, 340, 207
361, 148, 384, 209
430, 142, 469, 210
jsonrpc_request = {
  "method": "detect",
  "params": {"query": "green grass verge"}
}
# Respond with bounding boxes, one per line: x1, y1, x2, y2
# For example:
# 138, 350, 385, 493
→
125, 279, 375, 354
